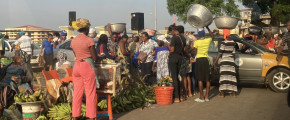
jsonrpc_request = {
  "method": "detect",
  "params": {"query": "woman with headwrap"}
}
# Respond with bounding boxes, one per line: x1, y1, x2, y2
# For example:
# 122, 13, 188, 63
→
213, 29, 238, 98
193, 27, 214, 102
71, 18, 98, 120
55, 52, 71, 79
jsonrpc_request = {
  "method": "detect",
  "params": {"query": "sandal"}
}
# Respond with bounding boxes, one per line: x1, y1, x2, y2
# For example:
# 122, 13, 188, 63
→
195, 98, 205, 102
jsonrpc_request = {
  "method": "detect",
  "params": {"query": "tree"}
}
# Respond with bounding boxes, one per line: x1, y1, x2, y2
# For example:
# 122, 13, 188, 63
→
240, 0, 290, 26
167, 0, 241, 23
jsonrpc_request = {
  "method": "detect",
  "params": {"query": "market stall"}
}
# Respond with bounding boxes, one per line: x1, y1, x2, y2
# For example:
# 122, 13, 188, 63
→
95, 62, 121, 96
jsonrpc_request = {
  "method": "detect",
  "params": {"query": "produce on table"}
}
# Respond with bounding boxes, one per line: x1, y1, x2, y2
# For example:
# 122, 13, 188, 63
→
14, 89, 44, 102
47, 103, 86, 120
99, 58, 115, 64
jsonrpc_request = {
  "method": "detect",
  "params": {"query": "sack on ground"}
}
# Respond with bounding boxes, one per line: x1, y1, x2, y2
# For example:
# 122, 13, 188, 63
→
46, 79, 61, 102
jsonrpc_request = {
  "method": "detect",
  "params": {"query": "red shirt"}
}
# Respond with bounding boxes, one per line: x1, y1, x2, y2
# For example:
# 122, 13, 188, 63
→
71, 34, 95, 61
266, 38, 275, 49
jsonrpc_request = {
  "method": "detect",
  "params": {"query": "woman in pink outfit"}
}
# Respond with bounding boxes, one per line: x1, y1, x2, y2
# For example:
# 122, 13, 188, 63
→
71, 18, 99, 120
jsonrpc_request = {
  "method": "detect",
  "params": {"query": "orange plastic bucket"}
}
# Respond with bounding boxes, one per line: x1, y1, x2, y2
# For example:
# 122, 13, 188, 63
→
154, 87, 174, 105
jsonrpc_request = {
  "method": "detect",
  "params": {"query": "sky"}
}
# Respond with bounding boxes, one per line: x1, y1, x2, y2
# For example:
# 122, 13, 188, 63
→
0, 0, 247, 32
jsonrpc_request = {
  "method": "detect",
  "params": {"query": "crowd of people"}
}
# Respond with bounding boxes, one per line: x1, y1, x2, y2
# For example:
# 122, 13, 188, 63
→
1, 17, 290, 119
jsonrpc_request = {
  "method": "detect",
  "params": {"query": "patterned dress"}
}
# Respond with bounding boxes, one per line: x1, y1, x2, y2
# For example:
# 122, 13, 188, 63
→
154, 46, 170, 82
180, 36, 193, 75
117, 44, 130, 75
219, 40, 237, 92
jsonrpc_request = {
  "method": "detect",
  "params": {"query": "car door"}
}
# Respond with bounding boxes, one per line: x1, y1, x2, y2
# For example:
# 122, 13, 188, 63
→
235, 41, 263, 83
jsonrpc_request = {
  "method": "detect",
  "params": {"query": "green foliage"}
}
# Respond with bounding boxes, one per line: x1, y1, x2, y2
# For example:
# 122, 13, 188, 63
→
240, 0, 290, 25
167, 0, 240, 23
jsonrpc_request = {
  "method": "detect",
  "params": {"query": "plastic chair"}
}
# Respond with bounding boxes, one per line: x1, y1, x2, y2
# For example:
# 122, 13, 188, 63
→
42, 70, 59, 81
66, 68, 73, 77
59, 68, 73, 83
96, 93, 113, 120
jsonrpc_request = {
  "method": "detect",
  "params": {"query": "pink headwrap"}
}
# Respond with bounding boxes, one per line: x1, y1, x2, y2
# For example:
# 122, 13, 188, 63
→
223, 29, 230, 40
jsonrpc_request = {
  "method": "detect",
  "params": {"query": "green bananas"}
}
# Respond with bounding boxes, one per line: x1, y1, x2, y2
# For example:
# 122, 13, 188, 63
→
110, 84, 156, 113
0, 116, 9, 120
47, 103, 86, 120
14, 89, 44, 102
8, 104, 17, 110
35, 115, 48, 120
98, 99, 108, 109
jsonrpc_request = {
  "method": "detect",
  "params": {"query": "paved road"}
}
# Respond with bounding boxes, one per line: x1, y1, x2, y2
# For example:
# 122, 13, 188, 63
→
115, 86, 290, 120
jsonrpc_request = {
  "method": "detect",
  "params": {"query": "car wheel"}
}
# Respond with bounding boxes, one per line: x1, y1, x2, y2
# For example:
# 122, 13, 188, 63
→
267, 68, 290, 93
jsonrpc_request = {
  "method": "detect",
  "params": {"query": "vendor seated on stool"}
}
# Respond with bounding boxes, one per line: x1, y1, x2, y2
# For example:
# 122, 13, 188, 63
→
2, 52, 32, 94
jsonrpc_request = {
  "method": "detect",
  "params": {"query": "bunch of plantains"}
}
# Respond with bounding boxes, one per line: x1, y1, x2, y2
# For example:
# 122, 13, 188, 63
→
35, 115, 48, 120
47, 103, 86, 120
103, 74, 156, 113
14, 89, 44, 102
0, 116, 9, 120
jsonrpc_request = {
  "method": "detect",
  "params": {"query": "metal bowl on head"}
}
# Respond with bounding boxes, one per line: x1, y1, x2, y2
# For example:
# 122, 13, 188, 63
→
262, 27, 279, 34
214, 16, 240, 29
248, 26, 262, 35
280, 26, 288, 34
105, 23, 126, 33
187, 4, 213, 28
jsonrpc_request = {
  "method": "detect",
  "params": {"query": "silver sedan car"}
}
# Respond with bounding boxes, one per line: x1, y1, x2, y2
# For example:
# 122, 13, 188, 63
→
209, 35, 290, 93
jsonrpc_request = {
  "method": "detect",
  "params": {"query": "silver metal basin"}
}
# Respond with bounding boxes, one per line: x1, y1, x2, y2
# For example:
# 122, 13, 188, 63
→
281, 27, 288, 34
187, 4, 213, 28
214, 16, 240, 29
105, 23, 126, 33
263, 27, 279, 34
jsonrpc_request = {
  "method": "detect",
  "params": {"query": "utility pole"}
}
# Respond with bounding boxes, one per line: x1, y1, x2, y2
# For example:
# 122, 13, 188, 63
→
155, 0, 157, 30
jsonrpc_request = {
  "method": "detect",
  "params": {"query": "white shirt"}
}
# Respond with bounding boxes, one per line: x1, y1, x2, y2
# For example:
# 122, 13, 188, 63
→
56, 61, 72, 70
53, 37, 61, 43
139, 39, 158, 63
14, 35, 33, 55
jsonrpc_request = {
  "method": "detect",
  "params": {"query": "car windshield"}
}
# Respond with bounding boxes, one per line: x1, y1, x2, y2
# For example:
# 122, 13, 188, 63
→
245, 40, 273, 53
